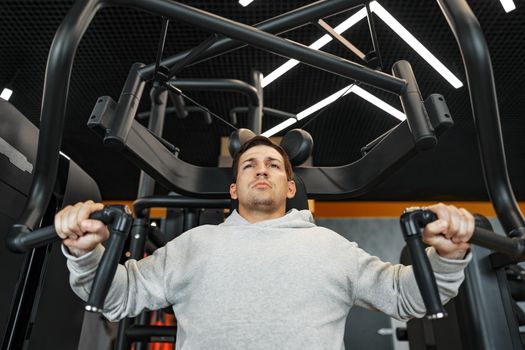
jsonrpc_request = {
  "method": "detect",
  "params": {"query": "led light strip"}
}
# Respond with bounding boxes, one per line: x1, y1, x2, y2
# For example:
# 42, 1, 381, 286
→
500, 0, 516, 13
1, 88, 13, 101
262, 85, 405, 137
263, 2, 462, 89
262, 8, 368, 87
351, 86, 406, 121
261, 1, 459, 137
239, 0, 255, 7
369, 1, 462, 88
59, 151, 71, 160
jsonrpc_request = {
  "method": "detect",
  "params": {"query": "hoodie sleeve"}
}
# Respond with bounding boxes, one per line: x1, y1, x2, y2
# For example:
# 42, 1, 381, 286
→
350, 244, 471, 321
62, 241, 173, 321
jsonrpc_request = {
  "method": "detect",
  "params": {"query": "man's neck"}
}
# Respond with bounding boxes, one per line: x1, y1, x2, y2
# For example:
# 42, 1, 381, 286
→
238, 207, 286, 224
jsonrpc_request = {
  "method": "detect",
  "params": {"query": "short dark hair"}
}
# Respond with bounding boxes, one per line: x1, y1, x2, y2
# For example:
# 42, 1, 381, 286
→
231, 136, 293, 182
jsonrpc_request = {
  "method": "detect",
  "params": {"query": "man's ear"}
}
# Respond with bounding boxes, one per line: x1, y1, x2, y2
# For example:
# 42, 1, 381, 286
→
230, 183, 238, 200
287, 180, 297, 199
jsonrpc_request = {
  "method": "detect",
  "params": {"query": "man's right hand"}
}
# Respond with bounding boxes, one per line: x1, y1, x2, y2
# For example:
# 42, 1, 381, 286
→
55, 200, 110, 257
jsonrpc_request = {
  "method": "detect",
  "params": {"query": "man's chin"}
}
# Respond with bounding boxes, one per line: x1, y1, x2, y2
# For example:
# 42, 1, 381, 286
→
247, 198, 277, 212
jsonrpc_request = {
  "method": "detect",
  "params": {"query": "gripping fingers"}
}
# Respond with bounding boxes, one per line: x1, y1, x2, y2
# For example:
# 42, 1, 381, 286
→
425, 203, 451, 237
80, 219, 110, 241
424, 219, 448, 237
451, 208, 467, 243
446, 205, 462, 239
55, 201, 104, 240
59, 205, 80, 239
66, 202, 85, 238
54, 205, 71, 239
448, 206, 470, 244
77, 201, 103, 233
457, 208, 474, 243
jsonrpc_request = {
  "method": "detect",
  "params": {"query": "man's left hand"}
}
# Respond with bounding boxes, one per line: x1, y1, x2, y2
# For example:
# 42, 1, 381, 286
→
422, 203, 475, 260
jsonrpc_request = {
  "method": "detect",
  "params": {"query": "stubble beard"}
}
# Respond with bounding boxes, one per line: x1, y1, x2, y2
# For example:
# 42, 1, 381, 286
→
244, 192, 277, 213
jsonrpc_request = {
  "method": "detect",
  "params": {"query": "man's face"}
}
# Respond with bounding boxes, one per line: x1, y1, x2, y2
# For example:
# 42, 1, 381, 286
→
230, 145, 296, 214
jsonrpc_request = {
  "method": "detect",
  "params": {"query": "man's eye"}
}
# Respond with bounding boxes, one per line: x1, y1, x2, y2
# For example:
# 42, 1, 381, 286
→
243, 164, 252, 169
270, 164, 280, 169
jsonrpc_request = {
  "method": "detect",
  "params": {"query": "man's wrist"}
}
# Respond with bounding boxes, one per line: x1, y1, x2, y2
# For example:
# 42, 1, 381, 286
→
66, 246, 92, 258
436, 249, 468, 260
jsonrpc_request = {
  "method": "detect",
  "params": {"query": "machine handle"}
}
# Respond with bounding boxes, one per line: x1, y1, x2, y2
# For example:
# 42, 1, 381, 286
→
6, 209, 113, 253
419, 210, 525, 259
8, 204, 134, 313
400, 208, 525, 320
400, 209, 447, 320
84, 205, 133, 313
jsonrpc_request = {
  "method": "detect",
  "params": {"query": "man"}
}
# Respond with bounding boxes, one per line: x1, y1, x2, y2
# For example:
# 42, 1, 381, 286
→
56, 136, 474, 349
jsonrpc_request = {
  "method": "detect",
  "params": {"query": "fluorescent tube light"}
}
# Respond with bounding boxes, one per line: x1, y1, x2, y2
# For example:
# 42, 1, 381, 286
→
350, 86, 406, 121
59, 151, 71, 160
1, 88, 13, 101
262, 118, 297, 137
262, 8, 368, 87
369, 1, 463, 88
263, 85, 354, 136
500, 0, 516, 12
239, 0, 255, 7
263, 2, 462, 89
262, 85, 405, 137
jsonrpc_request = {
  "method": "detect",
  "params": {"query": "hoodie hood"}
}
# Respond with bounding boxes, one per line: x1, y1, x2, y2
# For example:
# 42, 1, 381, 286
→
222, 209, 316, 229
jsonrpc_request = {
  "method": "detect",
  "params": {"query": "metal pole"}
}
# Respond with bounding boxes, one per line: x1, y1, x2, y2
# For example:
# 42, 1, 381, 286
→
168, 79, 260, 106
123, 0, 406, 94
437, 0, 525, 237
8, 0, 103, 236
138, 0, 363, 79
248, 71, 263, 134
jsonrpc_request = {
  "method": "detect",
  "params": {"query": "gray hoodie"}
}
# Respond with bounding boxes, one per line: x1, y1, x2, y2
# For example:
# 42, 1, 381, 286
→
64, 209, 470, 350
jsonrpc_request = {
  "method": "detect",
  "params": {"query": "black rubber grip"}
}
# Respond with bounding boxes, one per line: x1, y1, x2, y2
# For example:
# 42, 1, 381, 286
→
85, 229, 128, 313
400, 210, 447, 319
405, 236, 447, 319
84, 205, 133, 313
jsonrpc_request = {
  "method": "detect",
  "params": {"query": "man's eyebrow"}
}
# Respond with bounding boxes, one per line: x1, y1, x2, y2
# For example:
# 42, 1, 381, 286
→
266, 157, 283, 163
241, 157, 283, 163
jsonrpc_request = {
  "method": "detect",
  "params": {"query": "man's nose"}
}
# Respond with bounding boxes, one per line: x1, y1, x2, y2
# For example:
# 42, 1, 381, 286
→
255, 164, 268, 177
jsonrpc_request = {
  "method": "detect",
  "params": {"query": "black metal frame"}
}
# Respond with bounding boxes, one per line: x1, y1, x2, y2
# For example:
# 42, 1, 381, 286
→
87, 53, 447, 199
166, 77, 263, 132
8, 0, 404, 237
9, 0, 522, 244
136, 0, 369, 79
436, 0, 525, 237
5, 0, 525, 348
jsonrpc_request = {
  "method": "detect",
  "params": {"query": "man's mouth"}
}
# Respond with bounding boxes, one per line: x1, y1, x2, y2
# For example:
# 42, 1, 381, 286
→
253, 181, 271, 189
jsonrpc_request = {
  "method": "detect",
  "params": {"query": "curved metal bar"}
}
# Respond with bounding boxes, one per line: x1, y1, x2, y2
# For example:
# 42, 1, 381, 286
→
392, 60, 436, 150
119, 0, 406, 94
230, 106, 297, 121
168, 79, 260, 106
107, 118, 420, 200
437, 0, 525, 237
9, 0, 103, 236
137, 0, 364, 79
133, 196, 231, 218
10, 0, 406, 241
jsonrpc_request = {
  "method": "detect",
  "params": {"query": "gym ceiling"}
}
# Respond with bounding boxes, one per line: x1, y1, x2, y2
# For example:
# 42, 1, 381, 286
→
0, 0, 523, 201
